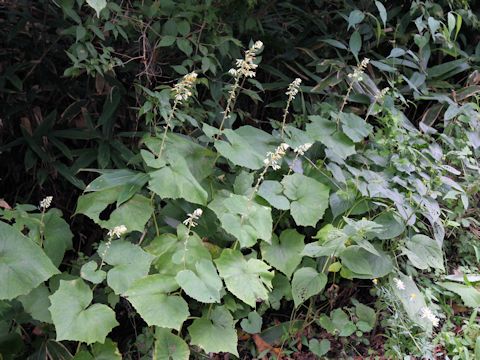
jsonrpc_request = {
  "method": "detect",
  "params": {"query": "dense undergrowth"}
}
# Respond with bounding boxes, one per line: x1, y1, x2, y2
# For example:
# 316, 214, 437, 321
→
1, 0, 480, 359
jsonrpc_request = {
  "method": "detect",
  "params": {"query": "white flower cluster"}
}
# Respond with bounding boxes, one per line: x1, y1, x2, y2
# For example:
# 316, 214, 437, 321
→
229, 41, 263, 78
286, 78, 302, 98
183, 208, 203, 228
348, 58, 370, 81
375, 87, 390, 100
393, 277, 406, 290
420, 306, 440, 327
39, 196, 53, 210
293, 143, 312, 156
172, 71, 198, 102
263, 143, 289, 170
107, 225, 128, 238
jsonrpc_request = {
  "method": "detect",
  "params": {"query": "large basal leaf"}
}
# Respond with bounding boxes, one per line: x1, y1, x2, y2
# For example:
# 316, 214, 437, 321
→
124, 275, 189, 330
261, 229, 304, 279
188, 306, 238, 356
49, 279, 118, 344
41, 210, 74, 267
291, 267, 327, 308
18, 284, 52, 323
215, 126, 277, 170
339, 112, 373, 142
340, 246, 393, 279
148, 153, 208, 205
75, 188, 153, 232
438, 282, 480, 308
258, 180, 290, 210
98, 240, 155, 294
73, 339, 122, 360
215, 249, 273, 307
176, 259, 222, 303
153, 328, 190, 360
402, 234, 444, 271
282, 174, 329, 227
208, 191, 272, 248
0, 221, 59, 300
146, 231, 212, 276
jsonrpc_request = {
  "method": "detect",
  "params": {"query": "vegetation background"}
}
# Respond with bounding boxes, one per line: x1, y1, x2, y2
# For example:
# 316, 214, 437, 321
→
1, 0, 480, 359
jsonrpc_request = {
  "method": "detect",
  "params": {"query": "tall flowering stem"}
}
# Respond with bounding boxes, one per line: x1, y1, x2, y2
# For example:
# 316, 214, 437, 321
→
157, 72, 197, 159
181, 208, 203, 269
38, 196, 53, 248
280, 78, 302, 139
215, 41, 263, 140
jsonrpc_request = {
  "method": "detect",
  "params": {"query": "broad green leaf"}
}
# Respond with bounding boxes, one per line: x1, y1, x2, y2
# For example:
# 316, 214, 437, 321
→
80, 260, 106, 284
149, 153, 208, 205
18, 284, 52, 323
403, 235, 444, 271
261, 229, 304, 278
215, 126, 276, 170
146, 231, 211, 276
208, 191, 272, 248
302, 228, 347, 258
390, 274, 431, 330
176, 259, 222, 303
375, 1, 387, 26
124, 275, 189, 330
49, 279, 118, 344
215, 249, 273, 307
339, 112, 373, 142
240, 311, 262, 334
349, 31, 362, 61
373, 212, 405, 240
258, 180, 290, 210
321, 132, 356, 159
98, 240, 155, 294
309, 339, 330, 357
76, 188, 153, 232
291, 267, 327, 307
41, 210, 74, 267
438, 282, 480, 308
153, 328, 190, 360
319, 309, 356, 336
282, 174, 329, 227
86, 0, 107, 17
348, 10, 365, 29
188, 306, 238, 356
73, 339, 122, 360
340, 246, 393, 278
0, 221, 59, 300
305, 116, 336, 142
355, 303, 376, 331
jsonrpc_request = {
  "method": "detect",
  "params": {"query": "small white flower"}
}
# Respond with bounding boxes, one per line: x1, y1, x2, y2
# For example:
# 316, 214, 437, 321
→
172, 71, 198, 103
393, 278, 406, 290
183, 208, 203, 228
39, 196, 53, 210
375, 87, 390, 101
263, 143, 290, 170
286, 78, 302, 98
107, 225, 128, 238
348, 58, 370, 81
420, 307, 439, 327
293, 143, 313, 156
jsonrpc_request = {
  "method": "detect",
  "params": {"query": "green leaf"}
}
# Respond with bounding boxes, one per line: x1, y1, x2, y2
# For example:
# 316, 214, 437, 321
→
403, 235, 444, 271
176, 259, 222, 303
321, 132, 356, 159
86, 0, 107, 17
208, 191, 272, 248
319, 309, 356, 336
49, 279, 118, 344
339, 112, 373, 142
240, 311, 262, 334
438, 282, 480, 308
76, 188, 153, 232
124, 275, 189, 330
375, 1, 387, 26
309, 339, 330, 357
215, 126, 277, 170
73, 339, 122, 360
215, 249, 273, 307
282, 174, 329, 227
41, 210, 74, 267
188, 306, 238, 356
373, 212, 405, 240
149, 153, 208, 205
18, 284, 52, 323
0, 221, 59, 300
340, 246, 393, 278
153, 328, 190, 360
291, 267, 327, 308
258, 180, 290, 210
261, 229, 304, 278
355, 303, 376, 331
80, 261, 106, 284
98, 240, 155, 294
349, 31, 362, 61
348, 10, 365, 29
